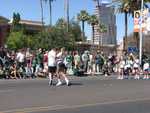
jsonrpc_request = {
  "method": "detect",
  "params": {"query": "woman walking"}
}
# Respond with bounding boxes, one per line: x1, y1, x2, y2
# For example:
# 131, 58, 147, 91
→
56, 48, 70, 86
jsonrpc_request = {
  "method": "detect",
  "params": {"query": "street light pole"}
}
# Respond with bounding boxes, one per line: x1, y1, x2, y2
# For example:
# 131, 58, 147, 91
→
139, 0, 144, 65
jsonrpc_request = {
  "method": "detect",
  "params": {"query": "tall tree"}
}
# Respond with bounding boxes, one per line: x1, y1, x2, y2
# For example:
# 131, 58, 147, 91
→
69, 19, 83, 41
44, 0, 55, 26
12, 12, 21, 31
123, 0, 150, 49
77, 10, 89, 41
113, 0, 150, 50
87, 15, 98, 44
117, 0, 130, 50
97, 23, 107, 49
12, 13, 20, 25
40, 0, 44, 26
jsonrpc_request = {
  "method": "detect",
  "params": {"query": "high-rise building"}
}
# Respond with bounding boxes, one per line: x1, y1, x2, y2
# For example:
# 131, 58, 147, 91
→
94, 3, 117, 46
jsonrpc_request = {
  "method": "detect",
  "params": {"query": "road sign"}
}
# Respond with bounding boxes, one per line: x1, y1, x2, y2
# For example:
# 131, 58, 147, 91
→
128, 47, 138, 53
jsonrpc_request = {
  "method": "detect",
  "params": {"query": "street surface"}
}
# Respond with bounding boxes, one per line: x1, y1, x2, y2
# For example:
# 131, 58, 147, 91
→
0, 76, 150, 113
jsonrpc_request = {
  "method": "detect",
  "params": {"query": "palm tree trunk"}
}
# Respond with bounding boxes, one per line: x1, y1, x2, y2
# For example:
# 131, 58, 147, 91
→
92, 26, 95, 44
49, 0, 52, 26
134, 32, 139, 49
40, 0, 44, 27
124, 12, 128, 51
82, 20, 85, 41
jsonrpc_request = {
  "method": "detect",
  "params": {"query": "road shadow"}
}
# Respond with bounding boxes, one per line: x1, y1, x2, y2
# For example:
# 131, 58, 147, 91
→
69, 82, 83, 86
48, 81, 83, 87
60, 82, 83, 86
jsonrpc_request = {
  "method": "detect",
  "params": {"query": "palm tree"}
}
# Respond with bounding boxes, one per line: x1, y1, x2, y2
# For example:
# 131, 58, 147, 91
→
44, 0, 55, 26
40, 0, 44, 27
97, 23, 107, 49
111, 0, 134, 50
77, 10, 89, 41
87, 15, 98, 44
113, 0, 150, 50
117, 0, 130, 51
124, 0, 150, 49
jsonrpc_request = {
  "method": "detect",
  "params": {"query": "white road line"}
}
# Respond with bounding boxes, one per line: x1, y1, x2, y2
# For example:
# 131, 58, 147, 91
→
0, 90, 14, 93
2, 105, 66, 113
2, 97, 150, 113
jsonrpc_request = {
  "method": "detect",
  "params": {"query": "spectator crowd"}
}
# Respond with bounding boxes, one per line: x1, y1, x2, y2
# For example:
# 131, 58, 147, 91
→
0, 47, 149, 80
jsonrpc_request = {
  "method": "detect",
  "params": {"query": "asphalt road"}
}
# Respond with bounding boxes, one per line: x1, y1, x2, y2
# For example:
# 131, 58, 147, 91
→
0, 76, 150, 113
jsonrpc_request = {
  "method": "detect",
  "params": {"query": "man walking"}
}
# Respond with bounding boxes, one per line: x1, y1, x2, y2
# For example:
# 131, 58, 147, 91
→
48, 48, 57, 86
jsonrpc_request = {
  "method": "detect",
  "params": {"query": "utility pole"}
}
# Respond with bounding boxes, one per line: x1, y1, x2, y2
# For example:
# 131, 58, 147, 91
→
49, 0, 52, 26
40, 0, 44, 27
139, 0, 144, 65
64, 0, 69, 32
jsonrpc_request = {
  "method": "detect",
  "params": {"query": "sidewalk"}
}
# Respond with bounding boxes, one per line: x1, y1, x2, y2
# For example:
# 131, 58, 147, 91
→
0, 74, 118, 82
67, 74, 118, 81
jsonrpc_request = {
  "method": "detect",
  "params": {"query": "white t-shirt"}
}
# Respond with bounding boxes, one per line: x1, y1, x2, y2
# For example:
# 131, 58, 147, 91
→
56, 52, 64, 64
89, 54, 93, 64
74, 54, 80, 63
143, 63, 149, 70
126, 60, 133, 68
16, 52, 25, 63
48, 50, 56, 67
120, 60, 125, 69
133, 59, 139, 68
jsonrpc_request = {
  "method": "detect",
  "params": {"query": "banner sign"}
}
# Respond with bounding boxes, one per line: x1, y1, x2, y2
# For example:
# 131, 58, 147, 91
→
134, 9, 149, 32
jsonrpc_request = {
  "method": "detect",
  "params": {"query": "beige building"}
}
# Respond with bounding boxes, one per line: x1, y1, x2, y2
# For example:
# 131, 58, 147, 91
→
0, 16, 10, 47
9, 19, 43, 34
94, 3, 117, 45
0, 16, 43, 46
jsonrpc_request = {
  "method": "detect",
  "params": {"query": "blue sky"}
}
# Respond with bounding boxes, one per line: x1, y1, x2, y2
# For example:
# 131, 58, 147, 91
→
0, 0, 134, 43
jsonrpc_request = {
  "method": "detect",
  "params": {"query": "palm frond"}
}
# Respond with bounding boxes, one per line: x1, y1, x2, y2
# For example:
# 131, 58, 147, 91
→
87, 15, 98, 26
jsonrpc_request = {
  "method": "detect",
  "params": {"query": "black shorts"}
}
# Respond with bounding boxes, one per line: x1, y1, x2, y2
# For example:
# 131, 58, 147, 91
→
57, 63, 67, 72
48, 66, 56, 73
134, 67, 138, 70
144, 69, 149, 72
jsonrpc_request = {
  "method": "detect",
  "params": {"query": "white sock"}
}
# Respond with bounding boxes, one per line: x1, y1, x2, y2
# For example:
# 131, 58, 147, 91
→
65, 77, 69, 85
56, 79, 62, 86
58, 79, 61, 83
49, 73, 52, 81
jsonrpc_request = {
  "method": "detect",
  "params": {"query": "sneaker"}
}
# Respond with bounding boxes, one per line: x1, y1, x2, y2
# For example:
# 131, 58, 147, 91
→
135, 76, 139, 80
120, 76, 124, 80
56, 82, 62, 86
117, 76, 120, 79
143, 76, 146, 80
105, 74, 108, 77
66, 81, 70, 86
146, 76, 149, 80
